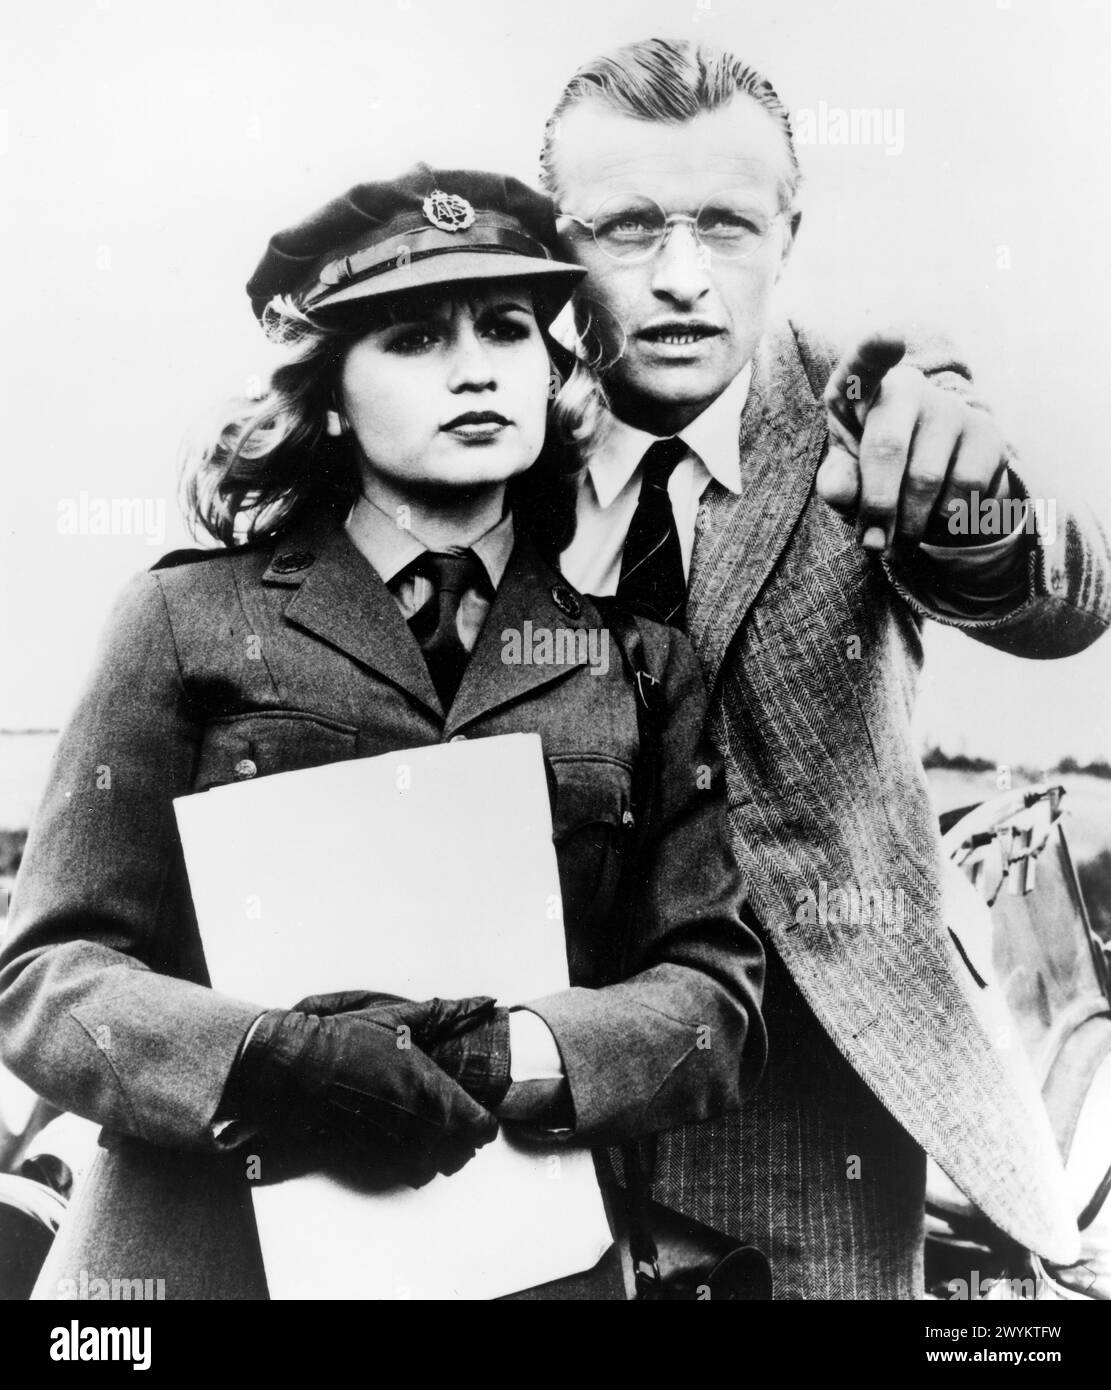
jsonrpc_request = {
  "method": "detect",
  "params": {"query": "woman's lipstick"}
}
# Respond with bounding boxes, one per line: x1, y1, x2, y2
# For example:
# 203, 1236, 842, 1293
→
441, 410, 511, 442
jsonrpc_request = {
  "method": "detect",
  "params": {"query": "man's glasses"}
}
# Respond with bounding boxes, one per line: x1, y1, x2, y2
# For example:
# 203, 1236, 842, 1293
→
559, 191, 787, 264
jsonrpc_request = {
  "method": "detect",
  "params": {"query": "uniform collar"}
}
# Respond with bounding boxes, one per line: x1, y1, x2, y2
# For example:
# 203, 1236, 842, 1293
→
584, 361, 752, 509
262, 506, 593, 728
345, 492, 515, 591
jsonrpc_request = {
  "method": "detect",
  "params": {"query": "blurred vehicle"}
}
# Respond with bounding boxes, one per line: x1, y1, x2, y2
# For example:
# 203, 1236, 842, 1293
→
927, 784, 1111, 1299
0, 1059, 97, 1299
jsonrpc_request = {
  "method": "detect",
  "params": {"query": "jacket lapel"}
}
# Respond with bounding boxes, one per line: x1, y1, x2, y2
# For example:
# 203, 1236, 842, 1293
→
689, 319, 830, 695
263, 509, 444, 717
445, 534, 592, 737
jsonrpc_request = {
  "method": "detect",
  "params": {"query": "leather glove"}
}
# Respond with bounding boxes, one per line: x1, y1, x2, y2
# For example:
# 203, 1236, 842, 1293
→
227, 1002, 498, 1189
295, 992, 513, 1111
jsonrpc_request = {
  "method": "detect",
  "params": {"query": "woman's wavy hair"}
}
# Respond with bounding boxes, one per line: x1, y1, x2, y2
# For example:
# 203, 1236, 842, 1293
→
181, 288, 588, 563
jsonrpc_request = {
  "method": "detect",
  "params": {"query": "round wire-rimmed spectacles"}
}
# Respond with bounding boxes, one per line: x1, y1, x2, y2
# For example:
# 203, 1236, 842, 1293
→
559, 191, 788, 263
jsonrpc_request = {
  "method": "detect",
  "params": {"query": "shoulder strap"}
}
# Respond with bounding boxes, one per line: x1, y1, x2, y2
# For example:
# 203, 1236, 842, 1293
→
591, 598, 665, 892
591, 597, 669, 1295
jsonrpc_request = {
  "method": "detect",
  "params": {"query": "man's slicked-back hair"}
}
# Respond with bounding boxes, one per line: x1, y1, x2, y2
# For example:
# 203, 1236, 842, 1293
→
540, 37, 800, 208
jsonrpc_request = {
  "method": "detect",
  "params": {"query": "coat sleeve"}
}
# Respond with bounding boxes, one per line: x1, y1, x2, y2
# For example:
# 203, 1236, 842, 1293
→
521, 626, 767, 1145
0, 571, 264, 1152
876, 325, 1111, 653
885, 463, 1111, 658
794, 319, 1111, 658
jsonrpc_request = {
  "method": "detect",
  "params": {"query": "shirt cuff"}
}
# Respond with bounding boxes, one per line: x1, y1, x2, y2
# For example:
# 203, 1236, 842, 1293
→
209, 1011, 268, 1148
507, 1007, 565, 1081
497, 1008, 571, 1126
913, 503, 1031, 615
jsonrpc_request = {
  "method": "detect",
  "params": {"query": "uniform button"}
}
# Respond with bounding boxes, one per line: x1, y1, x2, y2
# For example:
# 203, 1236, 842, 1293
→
448, 734, 467, 743
234, 758, 258, 779
271, 550, 315, 575
551, 583, 582, 618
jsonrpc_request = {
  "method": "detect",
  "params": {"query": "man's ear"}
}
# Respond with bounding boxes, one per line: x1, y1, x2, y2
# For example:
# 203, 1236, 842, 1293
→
570, 290, 591, 337
776, 209, 802, 283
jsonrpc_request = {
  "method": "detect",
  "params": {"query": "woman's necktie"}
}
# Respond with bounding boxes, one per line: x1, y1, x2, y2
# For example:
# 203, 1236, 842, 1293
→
616, 436, 688, 629
407, 550, 487, 707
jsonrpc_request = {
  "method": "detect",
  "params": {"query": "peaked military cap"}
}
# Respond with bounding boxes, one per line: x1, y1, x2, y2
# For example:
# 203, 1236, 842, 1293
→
246, 163, 584, 327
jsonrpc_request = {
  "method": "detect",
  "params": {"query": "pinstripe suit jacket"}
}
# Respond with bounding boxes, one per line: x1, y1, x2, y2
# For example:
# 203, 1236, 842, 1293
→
652, 316, 1111, 1294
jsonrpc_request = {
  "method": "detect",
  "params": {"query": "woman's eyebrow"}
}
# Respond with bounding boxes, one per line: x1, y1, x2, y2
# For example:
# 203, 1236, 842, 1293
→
382, 311, 445, 330
486, 299, 532, 314
382, 299, 532, 328
393, 304, 442, 320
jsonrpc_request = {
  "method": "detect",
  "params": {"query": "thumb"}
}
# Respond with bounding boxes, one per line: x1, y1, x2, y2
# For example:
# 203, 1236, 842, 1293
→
824, 332, 907, 439
292, 990, 407, 1017
407, 995, 499, 1045
815, 445, 861, 515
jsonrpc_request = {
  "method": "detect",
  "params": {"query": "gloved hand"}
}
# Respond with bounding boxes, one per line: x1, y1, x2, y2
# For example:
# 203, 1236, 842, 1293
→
294, 992, 513, 1111
227, 1000, 498, 1189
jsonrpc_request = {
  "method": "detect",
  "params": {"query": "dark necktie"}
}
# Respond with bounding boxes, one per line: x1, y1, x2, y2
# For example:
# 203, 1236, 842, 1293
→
616, 436, 688, 629
406, 550, 487, 707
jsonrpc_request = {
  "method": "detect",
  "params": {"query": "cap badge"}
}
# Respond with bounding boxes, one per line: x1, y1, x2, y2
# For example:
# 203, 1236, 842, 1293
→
422, 190, 476, 233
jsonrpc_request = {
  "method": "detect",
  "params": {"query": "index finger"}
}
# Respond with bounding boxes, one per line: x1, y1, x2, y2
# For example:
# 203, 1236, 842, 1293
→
823, 333, 908, 440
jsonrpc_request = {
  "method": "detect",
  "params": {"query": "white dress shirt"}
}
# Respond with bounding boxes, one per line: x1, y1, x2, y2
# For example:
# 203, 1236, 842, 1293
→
560, 365, 752, 595
344, 492, 514, 651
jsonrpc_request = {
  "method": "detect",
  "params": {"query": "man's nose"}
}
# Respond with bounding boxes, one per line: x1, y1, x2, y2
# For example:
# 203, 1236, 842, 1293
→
446, 327, 496, 391
650, 223, 711, 306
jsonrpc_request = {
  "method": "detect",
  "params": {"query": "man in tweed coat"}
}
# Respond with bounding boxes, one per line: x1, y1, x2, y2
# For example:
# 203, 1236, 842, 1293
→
544, 38, 1111, 1297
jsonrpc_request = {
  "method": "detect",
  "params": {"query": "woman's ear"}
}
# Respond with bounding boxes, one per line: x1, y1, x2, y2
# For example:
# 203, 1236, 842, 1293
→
325, 385, 352, 437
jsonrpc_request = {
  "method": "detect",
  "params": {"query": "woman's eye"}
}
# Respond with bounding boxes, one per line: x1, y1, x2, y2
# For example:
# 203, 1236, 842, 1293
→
387, 328, 441, 353
483, 315, 533, 342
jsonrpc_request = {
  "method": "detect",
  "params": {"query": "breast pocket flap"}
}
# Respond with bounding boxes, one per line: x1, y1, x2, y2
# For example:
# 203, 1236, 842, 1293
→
193, 712, 358, 792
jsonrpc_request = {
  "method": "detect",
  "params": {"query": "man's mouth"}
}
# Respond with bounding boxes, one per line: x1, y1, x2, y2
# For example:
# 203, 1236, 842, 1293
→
637, 322, 723, 348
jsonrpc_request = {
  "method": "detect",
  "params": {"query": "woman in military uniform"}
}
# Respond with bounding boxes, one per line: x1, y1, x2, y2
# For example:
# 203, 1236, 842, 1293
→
0, 165, 765, 1299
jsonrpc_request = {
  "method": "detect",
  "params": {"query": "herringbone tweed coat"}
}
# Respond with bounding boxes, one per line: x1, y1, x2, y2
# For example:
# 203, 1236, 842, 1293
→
651, 316, 1111, 1298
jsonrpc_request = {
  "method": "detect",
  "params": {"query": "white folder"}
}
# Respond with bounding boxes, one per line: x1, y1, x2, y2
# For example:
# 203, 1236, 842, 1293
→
174, 731, 610, 1299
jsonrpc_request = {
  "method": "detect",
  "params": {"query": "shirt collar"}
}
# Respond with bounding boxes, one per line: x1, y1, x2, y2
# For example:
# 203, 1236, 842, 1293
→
346, 494, 424, 584
584, 361, 752, 509
345, 493, 516, 591
468, 510, 516, 590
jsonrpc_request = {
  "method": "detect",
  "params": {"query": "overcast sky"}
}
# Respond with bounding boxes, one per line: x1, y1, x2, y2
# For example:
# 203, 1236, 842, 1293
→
2, 0, 1109, 766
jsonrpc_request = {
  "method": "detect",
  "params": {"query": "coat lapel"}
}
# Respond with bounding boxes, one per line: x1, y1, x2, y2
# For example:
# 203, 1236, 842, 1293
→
263, 508, 444, 717
689, 320, 830, 695
445, 534, 592, 737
